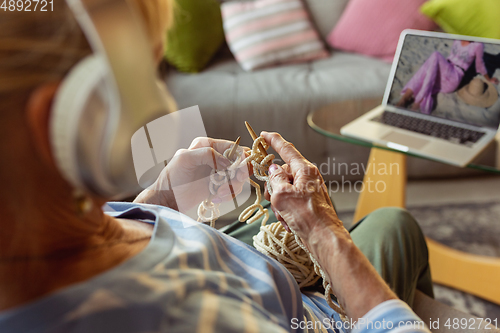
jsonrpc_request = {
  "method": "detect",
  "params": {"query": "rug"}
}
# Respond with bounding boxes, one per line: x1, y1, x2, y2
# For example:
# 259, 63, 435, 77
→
338, 201, 500, 320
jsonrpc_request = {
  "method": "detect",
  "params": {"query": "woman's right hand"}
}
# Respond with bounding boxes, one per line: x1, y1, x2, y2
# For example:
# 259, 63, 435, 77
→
262, 132, 398, 321
261, 132, 349, 246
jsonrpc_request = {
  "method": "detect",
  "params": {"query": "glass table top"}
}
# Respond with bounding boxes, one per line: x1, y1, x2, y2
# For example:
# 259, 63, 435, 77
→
307, 99, 500, 175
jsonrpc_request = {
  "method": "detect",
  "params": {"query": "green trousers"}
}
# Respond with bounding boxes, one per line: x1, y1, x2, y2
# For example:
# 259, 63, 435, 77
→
223, 204, 434, 307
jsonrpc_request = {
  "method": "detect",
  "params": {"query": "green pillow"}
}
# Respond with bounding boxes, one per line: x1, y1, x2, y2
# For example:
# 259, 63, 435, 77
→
165, 0, 225, 73
421, 0, 500, 39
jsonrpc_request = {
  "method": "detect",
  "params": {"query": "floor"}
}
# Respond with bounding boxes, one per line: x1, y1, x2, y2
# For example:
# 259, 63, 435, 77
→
334, 175, 500, 216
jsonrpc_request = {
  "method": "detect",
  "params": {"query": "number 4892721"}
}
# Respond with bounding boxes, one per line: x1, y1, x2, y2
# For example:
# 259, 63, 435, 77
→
1, 0, 54, 11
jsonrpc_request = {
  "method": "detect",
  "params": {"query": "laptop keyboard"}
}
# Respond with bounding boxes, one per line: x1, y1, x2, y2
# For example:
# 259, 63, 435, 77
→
372, 111, 485, 145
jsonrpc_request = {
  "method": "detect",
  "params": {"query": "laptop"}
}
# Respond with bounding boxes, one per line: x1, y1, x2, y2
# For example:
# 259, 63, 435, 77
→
341, 30, 500, 167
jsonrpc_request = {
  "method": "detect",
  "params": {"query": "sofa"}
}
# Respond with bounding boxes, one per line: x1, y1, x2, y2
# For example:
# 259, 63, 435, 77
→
164, 0, 496, 181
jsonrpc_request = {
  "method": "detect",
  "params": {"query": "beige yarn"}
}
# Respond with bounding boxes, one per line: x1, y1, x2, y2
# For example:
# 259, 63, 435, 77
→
254, 221, 348, 320
197, 137, 274, 227
198, 136, 348, 320
253, 222, 320, 288
237, 137, 275, 225
238, 179, 270, 226
197, 200, 220, 227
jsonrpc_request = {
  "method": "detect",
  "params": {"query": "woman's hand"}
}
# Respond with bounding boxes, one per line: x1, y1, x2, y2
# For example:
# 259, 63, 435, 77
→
262, 132, 397, 320
261, 132, 349, 246
134, 137, 250, 213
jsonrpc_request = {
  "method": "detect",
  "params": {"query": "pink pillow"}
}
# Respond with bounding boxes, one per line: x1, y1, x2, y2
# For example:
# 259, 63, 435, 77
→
327, 0, 437, 62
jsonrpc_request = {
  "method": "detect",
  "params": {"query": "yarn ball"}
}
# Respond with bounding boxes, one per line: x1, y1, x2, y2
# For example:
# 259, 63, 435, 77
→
253, 222, 320, 288
253, 221, 348, 320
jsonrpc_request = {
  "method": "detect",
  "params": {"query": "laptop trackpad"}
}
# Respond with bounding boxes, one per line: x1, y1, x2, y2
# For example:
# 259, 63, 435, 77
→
382, 131, 430, 150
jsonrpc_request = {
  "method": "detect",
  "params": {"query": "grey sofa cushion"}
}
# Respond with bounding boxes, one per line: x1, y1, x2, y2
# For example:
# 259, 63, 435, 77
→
304, 0, 349, 42
167, 51, 391, 113
165, 51, 391, 177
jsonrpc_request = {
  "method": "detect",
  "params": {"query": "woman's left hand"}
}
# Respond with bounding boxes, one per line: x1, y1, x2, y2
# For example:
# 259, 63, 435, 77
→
134, 137, 250, 213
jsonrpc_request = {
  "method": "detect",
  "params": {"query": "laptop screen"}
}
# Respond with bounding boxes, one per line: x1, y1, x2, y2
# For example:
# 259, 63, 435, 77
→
386, 33, 500, 129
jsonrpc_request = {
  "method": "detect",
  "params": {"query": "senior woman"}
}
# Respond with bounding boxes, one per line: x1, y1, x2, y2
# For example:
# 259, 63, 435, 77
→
0, 1, 434, 332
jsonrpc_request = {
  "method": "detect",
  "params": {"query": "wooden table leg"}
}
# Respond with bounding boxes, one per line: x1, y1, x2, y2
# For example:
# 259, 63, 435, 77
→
353, 147, 500, 305
353, 147, 407, 223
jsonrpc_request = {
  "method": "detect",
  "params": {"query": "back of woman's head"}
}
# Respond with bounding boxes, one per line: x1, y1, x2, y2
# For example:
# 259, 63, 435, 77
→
0, 0, 173, 277
0, 0, 172, 125
0, 5, 90, 113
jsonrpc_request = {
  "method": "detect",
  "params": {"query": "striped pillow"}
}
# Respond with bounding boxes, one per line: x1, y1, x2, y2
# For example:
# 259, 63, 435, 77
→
221, 0, 328, 71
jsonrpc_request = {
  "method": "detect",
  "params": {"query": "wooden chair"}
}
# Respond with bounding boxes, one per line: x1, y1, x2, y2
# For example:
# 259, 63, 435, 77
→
354, 148, 500, 333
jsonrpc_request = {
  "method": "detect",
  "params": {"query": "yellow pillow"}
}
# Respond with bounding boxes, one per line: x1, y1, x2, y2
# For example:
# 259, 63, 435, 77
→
421, 0, 500, 39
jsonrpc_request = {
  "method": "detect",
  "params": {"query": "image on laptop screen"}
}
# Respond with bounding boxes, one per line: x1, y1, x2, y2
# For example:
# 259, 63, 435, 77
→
387, 34, 500, 129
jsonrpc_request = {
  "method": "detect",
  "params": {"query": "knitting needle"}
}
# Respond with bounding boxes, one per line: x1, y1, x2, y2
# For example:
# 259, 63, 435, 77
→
225, 137, 240, 207
227, 136, 241, 160
198, 138, 241, 222
245, 121, 282, 193
211, 137, 240, 201
198, 142, 220, 222
245, 121, 268, 157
